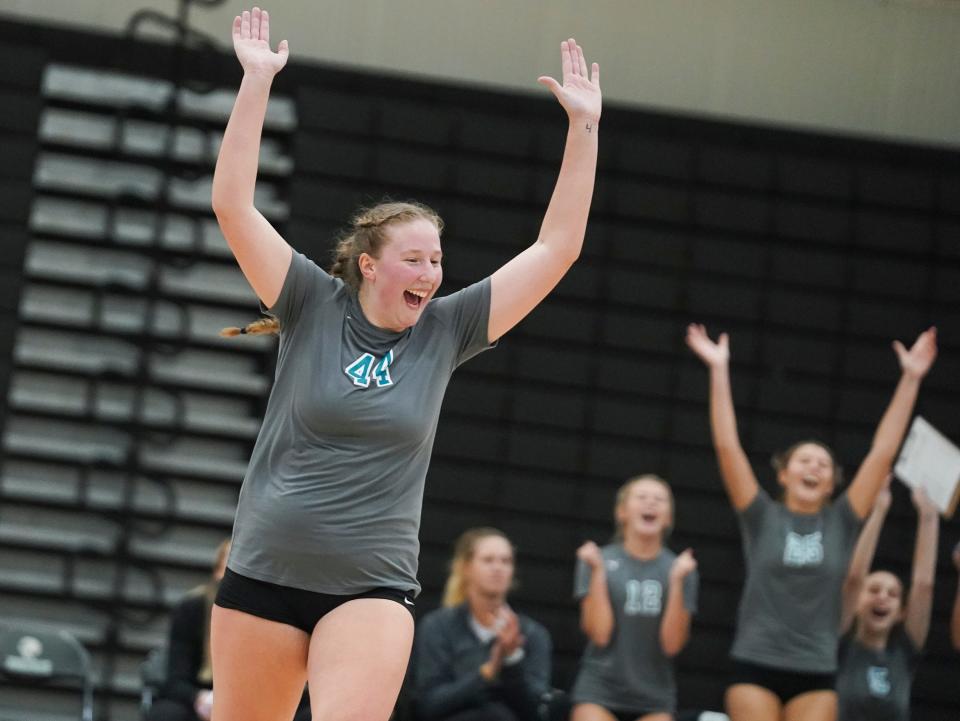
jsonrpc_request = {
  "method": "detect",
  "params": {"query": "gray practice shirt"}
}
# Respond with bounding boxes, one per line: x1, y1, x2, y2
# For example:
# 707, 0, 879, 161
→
731, 488, 863, 673
571, 544, 699, 714
837, 627, 919, 721
228, 252, 493, 595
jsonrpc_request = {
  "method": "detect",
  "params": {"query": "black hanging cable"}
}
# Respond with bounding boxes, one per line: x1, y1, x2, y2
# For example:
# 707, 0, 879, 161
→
94, 3, 225, 717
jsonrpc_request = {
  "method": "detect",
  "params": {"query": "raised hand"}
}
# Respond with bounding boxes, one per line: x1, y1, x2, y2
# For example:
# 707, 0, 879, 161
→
686, 323, 730, 368
233, 7, 289, 77
894, 326, 937, 381
874, 473, 893, 514
576, 540, 604, 568
670, 548, 697, 582
911, 485, 939, 519
538, 39, 601, 125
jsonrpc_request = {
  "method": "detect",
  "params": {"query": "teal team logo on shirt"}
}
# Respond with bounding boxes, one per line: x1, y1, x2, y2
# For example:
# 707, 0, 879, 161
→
783, 531, 823, 567
867, 666, 891, 697
624, 579, 662, 616
344, 350, 394, 388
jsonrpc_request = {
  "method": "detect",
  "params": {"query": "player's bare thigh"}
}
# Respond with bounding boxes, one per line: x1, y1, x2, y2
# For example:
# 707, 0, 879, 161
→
306, 597, 414, 721
726, 683, 783, 721
210, 605, 310, 721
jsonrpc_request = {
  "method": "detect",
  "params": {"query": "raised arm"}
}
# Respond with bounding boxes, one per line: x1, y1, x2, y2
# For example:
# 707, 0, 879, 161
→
685, 324, 758, 511
487, 39, 600, 343
840, 480, 891, 635
576, 542, 614, 647
846, 328, 938, 519
903, 487, 939, 649
211, 7, 292, 309
660, 549, 696, 657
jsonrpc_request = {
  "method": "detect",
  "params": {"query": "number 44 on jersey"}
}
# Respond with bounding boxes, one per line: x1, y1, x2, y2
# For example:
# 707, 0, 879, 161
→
344, 350, 394, 388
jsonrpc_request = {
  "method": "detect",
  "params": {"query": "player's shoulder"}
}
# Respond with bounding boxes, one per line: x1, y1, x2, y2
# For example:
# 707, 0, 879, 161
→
657, 546, 679, 564
599, 542, 623, 557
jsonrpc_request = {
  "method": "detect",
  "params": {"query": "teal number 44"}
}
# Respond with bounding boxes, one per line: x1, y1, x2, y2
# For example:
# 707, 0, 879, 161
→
344, 349, 394, 388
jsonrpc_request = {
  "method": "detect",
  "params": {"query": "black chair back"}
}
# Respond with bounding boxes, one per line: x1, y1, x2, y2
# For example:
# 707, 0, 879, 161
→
0, 623, 94, 721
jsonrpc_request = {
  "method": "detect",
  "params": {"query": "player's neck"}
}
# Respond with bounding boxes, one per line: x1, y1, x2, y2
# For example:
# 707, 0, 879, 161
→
622, 533, 661, 560
357, 284, 404, 332
855, 622, 890, 651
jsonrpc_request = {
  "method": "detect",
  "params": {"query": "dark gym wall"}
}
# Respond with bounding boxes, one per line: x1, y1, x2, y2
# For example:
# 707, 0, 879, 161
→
0, 41, 44, 442
1, 14, 958, 720
289, 60, 960, 717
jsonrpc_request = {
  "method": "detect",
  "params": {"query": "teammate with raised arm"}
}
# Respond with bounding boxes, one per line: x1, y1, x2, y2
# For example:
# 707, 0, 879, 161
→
570, 475, 699, 721
836, 478, 939, 721
685, 324, 937, 721
208, 8, 601, 721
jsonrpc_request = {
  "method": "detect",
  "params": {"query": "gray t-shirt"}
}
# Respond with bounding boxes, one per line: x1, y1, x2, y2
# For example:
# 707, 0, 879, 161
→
228, 251, 493, 596
837, 626, 919, 721
731, 488, 863, 673
571, 544, 699, 714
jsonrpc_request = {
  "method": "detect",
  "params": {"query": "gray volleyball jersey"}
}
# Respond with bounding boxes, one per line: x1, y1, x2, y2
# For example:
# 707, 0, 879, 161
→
571, 544, 699, 714
837, 627, 918, 721
228, 251, 493, 596
731, 488, 863, 673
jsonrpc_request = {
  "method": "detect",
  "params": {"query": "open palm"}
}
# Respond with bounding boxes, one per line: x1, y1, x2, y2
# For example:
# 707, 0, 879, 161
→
686, 323, 729, 368
233, 7, 288, 76
894, 326, 937, 380
538, 39, 601, 124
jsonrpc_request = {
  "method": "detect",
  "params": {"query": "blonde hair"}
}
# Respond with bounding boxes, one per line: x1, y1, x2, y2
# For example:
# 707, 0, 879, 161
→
196, 538, 231, 685
442, 527, 513, 608
220, 200, 443, 337
614, 474, 674, 540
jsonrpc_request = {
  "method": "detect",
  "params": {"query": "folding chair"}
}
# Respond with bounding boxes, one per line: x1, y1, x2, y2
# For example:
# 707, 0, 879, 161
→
139, 646, 168, 718
0, 623, 94, 721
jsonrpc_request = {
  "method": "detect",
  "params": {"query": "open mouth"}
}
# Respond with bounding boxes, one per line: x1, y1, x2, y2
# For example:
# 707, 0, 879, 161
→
870, 607, 892, 621
404, 289, 427, 309
801, 475, 819, 490
641, 513, 658, 523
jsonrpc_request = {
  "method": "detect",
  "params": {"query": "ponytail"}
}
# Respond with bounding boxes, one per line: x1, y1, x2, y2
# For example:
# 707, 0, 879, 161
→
219, 317, 280, 337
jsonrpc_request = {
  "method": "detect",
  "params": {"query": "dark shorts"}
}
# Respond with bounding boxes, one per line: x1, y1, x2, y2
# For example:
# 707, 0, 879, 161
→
729, 659, 836, 705
573, 703, 663, 721
214, 567, 416, 634
609, 711, 652, 721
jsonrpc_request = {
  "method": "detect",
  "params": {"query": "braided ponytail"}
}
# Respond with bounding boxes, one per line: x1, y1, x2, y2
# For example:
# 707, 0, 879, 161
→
219, 317, 280, 337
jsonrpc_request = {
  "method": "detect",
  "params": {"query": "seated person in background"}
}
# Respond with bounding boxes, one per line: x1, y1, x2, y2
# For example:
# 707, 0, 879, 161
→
147, 539, 309, 721
414, 527, 553, 721
147, 539, 229, 721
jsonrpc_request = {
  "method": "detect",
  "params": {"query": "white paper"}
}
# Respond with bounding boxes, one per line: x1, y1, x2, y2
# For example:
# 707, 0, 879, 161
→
894, 416, 960, 517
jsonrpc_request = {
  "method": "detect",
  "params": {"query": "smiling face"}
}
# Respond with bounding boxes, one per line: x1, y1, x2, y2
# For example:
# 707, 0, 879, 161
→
856, 571, 904, 637
616, 478, 674, 541
778, 442, 836, 512
464, 534, 514, 599
358, 217, 443, 331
